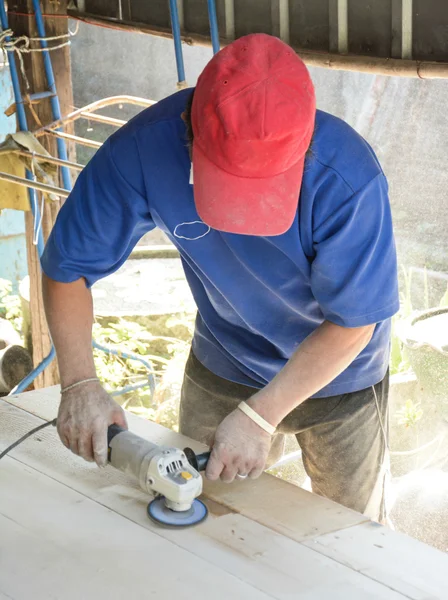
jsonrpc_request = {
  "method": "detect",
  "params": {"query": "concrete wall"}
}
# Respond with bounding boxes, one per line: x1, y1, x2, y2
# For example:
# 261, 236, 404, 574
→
70, 22, 448, 308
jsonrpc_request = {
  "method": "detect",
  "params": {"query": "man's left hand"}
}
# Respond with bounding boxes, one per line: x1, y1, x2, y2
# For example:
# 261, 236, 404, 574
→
205, 408, 271, 482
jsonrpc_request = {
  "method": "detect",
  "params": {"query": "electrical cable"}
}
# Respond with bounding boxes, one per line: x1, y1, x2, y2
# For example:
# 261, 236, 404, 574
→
0, 418, 57, 461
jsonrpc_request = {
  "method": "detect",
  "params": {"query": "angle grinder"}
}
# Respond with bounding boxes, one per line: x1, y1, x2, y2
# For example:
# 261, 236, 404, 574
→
107, 424, 210, 528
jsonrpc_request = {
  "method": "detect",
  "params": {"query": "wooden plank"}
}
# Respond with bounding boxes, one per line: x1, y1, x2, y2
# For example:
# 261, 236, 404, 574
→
0, 459, 269, 600
188, 514, 408, 599
3, 387, 368, 542
0, 409, 410, 599
303, 522, 448, 599
1, 393, 445, 598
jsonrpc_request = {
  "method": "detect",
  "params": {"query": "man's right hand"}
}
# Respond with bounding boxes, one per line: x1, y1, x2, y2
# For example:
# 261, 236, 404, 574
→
57, 380, 128, 467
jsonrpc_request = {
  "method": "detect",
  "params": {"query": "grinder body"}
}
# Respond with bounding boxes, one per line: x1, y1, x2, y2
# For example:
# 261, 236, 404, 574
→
107, 425, 203, 512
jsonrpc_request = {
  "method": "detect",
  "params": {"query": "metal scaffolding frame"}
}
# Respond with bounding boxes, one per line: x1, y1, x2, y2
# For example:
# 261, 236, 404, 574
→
0, 96, 154, 199
0, 0, 220, 396
0, 93, 157, 395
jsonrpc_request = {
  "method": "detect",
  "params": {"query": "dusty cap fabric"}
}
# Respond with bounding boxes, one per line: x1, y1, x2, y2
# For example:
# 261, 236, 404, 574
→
192, 33, 316, 236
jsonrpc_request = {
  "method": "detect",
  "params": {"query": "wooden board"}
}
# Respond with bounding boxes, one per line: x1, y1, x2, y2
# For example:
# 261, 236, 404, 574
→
1, 387, 447, 599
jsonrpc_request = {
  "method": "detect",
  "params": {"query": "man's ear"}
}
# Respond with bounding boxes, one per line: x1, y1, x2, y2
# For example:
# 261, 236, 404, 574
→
181, 111, 187, 123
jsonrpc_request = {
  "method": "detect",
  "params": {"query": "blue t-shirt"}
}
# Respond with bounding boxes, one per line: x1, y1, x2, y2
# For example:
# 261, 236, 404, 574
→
41, 89, 399, 397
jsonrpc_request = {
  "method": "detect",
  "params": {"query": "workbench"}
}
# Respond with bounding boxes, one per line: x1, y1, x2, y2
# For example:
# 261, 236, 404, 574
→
1, 387, 447, 600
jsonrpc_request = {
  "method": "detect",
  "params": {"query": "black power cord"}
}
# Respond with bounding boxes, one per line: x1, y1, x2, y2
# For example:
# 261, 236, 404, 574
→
0, 418, 57, 460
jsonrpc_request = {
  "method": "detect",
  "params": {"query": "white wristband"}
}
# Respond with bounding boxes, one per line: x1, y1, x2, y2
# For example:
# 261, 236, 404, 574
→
237, 401, 276, 435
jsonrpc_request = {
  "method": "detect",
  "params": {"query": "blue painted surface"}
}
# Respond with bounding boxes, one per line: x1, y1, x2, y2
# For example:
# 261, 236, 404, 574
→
0, 62, 27, 292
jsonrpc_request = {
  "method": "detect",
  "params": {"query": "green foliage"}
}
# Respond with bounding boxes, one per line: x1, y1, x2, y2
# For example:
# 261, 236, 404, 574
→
92, 317, 192, 429
0, 278, 23, 336
396, 399, 423, 429
390, 320, 411, 376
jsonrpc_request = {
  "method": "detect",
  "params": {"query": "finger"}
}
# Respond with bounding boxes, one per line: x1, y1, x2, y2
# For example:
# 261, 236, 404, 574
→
56, 421, 69, 448
249, 462, 265, 480
78, 433, 94, 462
57, 427, 70, 449
205, 451, 225, 481
113, 409, 128, 430
220, 465, 238, 483
68, 435, 79, 457
92, 426, 108, 468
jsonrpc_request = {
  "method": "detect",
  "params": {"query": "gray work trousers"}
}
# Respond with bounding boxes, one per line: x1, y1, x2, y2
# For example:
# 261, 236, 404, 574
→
179, 350, 390, 522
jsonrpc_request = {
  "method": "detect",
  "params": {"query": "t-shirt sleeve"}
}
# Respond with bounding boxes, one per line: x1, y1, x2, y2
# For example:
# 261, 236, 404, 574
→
310, 173, 399, 327
41, 130, 155, 288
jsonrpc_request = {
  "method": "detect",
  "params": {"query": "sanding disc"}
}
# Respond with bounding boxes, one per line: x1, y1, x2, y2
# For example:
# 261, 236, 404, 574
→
147, 497, 208, 528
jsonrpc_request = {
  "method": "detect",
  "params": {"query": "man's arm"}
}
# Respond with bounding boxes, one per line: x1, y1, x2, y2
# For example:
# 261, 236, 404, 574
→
43, 274, 127, 466
247, 320, 375, 426
42, 275, 96, 388
205, 320, 374, 483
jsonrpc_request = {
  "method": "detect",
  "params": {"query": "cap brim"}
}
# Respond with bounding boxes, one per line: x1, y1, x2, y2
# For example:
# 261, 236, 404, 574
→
192, 144, 304, 236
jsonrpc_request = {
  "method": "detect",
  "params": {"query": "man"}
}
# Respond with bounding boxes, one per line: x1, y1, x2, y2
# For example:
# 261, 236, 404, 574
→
41, 34, 399, 522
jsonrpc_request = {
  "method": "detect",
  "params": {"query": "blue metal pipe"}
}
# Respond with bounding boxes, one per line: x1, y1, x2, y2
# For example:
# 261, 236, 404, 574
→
109, 380, 155, 398
92, 340, 156, 395
8, 346, 56, 395
31, 0, 72, 192
0, 8, 27, 130
29, 90, 55, 101
207, 0, 220, 54
168, 0, 186, 86
1, 5, 156, 397
0, 4, 45, 255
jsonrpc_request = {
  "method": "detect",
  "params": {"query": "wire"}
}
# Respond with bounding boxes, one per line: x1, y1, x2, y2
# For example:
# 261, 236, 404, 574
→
0, 418, 57, 461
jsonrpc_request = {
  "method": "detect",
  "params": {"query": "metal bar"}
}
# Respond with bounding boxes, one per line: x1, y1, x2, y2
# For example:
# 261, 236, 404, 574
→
9, 347, 56, 395
391, 0, 403, 59
402, 0, 413, 59
0, 1, 45, 257
16, 150, 84, 172
279, 0, 290, 45
176, 0, 184, 30
131, 245, 179, 260
29, 90, 56, 101
92, 341, 156, 396
35, 96, 155, 136
0, 7, 27, 129
269, 450, 303, 470
0, 170, 70, 198
32, 0, 72, 192
121, 0, 132, 22
409, 266, 448, 283
224, 0, 235, 40
79, 111, 127, 127
44, 129, 103, 149
168, 0, 187, 87
207, 0, 220, 54
109, 381, 153, 398
337, 0, 348, 54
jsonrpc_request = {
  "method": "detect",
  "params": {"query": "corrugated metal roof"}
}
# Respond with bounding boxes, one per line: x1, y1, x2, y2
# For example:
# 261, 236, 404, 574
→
69, 1, 448, 77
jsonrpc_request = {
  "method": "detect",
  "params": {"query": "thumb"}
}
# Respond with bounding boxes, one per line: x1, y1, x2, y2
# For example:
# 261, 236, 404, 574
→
111, 407, 128, 430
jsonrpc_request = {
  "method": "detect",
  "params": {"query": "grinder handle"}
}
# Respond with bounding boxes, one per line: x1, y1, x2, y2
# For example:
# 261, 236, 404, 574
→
195, 451, 211, 471
184, 447, 211, 472
107, 423, 127, 448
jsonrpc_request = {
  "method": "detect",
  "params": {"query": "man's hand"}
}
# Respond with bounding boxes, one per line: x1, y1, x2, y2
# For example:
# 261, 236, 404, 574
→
205, 408, 271, 483
57, 380, 127, 467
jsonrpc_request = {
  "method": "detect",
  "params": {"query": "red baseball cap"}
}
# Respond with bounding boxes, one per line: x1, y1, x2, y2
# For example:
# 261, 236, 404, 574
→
191, 33, 316, 236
